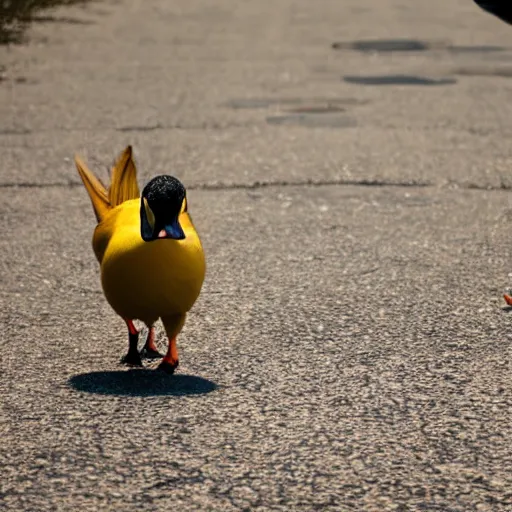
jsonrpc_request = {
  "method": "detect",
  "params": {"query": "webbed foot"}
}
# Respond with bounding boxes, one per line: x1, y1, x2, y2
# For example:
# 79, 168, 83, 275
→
121, 322, 142, 366
157, 360, 179, 375
120, 350, 143, 367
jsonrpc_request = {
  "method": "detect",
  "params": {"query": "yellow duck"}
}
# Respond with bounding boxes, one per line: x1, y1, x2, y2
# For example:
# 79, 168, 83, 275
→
74, 146, 206, 373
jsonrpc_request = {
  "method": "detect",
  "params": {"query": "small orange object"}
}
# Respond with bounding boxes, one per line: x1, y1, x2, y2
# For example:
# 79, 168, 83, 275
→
504, 294, 512, 306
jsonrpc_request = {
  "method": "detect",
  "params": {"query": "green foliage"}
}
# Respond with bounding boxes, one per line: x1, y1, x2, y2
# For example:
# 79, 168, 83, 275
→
0, 0, 87, 44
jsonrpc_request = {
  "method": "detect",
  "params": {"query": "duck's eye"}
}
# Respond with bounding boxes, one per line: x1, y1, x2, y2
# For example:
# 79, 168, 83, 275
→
143, 197, 156, 230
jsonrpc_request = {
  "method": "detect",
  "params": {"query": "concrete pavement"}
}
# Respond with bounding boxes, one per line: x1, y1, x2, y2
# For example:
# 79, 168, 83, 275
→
1, 0, 512, 510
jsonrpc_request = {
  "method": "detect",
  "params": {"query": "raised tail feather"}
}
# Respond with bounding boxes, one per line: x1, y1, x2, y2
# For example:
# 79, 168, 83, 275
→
74, 145, 140, 222
108, 145, 140, 208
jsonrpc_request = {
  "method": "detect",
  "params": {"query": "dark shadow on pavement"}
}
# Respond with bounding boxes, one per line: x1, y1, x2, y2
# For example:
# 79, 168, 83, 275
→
343, 75, 457, 86
223, 97, 368, 110
266, 114, 357, 128
333, 39, 432, 52
68, 370, 218, 397
332, 39, 508, 54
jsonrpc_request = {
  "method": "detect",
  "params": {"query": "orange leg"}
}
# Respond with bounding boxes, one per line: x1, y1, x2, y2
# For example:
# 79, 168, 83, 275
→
141, 326, 163, 359
158, 314, 186, 374
159, 336, 179, 374
504, 294, 512, 306
120, 319, 143, 367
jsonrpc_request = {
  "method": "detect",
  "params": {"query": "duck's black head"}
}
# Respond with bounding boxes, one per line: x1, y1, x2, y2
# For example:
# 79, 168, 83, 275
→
140, 175, 187, 242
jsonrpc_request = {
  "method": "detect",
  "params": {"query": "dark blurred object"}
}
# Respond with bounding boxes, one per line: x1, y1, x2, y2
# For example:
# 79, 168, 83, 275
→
0, 0, 87, 44
474, 1, 512, 24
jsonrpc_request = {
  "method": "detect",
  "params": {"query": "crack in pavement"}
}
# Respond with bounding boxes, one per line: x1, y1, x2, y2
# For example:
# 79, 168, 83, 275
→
1, 178, 512, 191
0, 178, 432, 191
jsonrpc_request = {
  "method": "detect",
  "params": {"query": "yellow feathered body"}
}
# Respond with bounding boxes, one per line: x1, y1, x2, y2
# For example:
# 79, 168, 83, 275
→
75, 146, 205, 360
94, 199, 205, 325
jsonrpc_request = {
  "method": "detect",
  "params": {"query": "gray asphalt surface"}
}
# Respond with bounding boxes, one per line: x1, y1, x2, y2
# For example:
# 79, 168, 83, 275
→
1, 0, 512, 510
